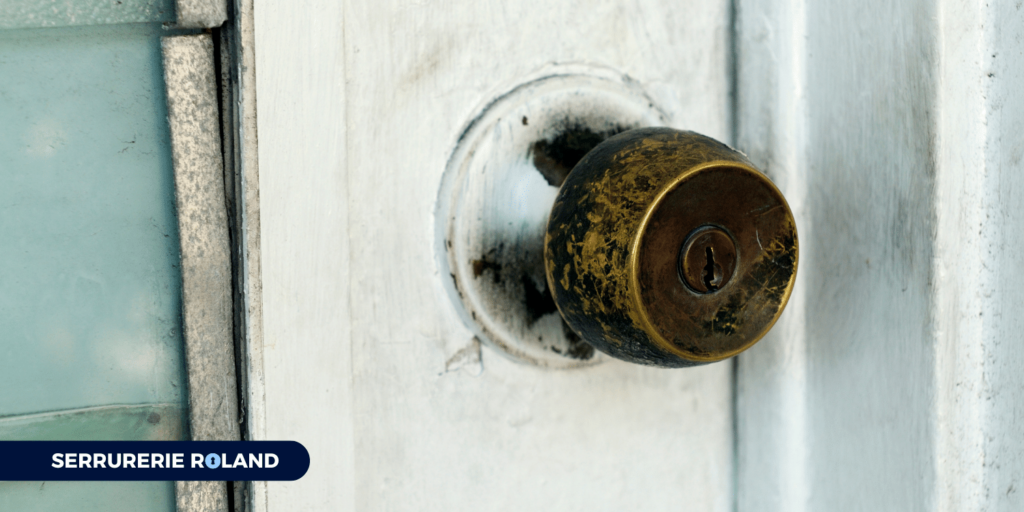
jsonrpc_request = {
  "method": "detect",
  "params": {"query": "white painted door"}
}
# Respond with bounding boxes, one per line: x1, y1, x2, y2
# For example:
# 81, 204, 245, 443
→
249, 0, 734, 510
239, 0, 1024, 510
734, 1, 1024, 511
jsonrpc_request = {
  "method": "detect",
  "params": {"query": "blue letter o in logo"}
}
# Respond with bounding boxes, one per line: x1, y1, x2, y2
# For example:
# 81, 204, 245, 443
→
205, 453, 221, 469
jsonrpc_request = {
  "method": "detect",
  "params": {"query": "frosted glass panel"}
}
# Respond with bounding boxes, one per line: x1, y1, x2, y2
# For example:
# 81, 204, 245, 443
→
0, 21, 187, 421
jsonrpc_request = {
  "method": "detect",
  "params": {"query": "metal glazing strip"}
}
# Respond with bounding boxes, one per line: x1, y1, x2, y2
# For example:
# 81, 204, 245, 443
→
162, 34, 240, 512
175, 0, 227, 28
0, 0, 175, 30
228, 0, 268, 509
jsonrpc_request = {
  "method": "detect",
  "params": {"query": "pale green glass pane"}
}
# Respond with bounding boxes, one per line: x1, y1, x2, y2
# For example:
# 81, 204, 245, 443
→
0, 481, 175, 512
0, 403, 186, 441
0, 403, 184, 507
0, 0, 175, 30
0, 23, 187, 416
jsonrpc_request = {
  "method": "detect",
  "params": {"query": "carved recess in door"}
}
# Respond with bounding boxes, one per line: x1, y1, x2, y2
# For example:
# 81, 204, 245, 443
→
436, 65, 667, 368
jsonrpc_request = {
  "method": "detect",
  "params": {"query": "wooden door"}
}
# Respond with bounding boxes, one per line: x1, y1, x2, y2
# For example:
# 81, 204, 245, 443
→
244, 0, 1024, 511
250, 0, 734, 510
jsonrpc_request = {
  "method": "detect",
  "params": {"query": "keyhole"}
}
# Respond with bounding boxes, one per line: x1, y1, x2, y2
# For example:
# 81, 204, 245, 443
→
679, 226, 736, 294
703, 246, 719, 291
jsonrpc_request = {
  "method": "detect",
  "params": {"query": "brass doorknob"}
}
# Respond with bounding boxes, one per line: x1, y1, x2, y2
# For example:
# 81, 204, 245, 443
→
544, 127, 798, 367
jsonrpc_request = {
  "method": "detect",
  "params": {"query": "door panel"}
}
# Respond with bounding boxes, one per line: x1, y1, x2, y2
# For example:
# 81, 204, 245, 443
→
735, 0, 1024, 511
250, 0, 1024, 510
253, 0, 734, 510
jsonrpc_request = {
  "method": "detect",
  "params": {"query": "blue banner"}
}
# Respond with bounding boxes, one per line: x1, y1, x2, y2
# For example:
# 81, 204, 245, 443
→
0, 441, 308, 481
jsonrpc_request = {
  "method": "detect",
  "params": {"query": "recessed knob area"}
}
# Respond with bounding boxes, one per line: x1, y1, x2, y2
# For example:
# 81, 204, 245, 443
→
544, 127, 798, 368
436, 69, 668, 368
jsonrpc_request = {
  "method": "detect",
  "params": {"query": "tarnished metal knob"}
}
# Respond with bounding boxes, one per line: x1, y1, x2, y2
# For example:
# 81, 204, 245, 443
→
544, 127, 798, 367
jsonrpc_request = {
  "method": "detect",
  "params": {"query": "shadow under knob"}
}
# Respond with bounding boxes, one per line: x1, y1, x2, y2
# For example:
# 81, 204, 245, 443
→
544, 127, 798, 367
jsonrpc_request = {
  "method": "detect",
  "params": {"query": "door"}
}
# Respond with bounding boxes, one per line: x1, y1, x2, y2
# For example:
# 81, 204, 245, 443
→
250, 0, 734, 510
245, 0, 1024, 511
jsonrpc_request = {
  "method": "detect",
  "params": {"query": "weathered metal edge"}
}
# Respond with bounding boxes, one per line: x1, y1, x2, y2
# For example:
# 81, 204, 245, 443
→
174, 0, 227, 28
215, 0, 266, 509
162, 33, 241, 512
0, 0, 175, 30
226, 0, 266, 510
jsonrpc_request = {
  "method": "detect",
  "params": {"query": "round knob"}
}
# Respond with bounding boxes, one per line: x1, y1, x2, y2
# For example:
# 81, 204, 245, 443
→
544, 127, 798, 367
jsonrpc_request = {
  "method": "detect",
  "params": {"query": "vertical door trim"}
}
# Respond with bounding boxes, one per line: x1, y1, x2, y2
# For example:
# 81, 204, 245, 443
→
163, 33, 241, 512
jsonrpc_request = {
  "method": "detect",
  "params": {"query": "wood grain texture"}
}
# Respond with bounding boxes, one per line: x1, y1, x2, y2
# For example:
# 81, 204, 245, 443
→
253, 0, 734, 509
736, 0, 1024, 510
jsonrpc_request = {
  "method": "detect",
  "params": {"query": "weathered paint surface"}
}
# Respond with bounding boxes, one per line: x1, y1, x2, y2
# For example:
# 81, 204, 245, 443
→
249, 0, 1024, 509
217, 0, 269, 508
215, 0, 266, 508
253, 0, 734, 509
736, 0, 1024, 511
932, 1, 1024, 510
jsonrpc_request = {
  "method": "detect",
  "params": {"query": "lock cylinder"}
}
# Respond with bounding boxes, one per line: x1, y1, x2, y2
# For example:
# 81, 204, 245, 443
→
544, 127, 798, 367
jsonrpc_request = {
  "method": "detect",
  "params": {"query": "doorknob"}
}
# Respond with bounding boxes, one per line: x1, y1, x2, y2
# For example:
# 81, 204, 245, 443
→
544, 127, 798, 367
438, 71, 796, 368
